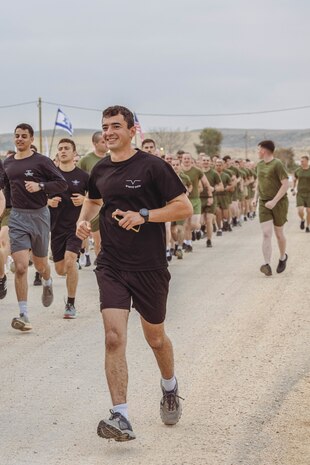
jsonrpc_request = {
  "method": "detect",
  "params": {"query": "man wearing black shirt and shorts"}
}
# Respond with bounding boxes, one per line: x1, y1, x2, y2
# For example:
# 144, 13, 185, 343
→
48, 138, 89, 319
77, 106, 192, 442
3, 124, 67, 331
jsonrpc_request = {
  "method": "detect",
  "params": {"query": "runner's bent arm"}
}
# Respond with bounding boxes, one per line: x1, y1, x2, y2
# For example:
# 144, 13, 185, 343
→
76, 197, 103, 239
114, 193, 193, 231
265, 179, 289, 210
0, 190, 5, 216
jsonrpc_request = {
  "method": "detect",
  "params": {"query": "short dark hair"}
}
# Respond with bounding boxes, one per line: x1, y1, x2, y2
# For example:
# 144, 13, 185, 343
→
102, 105, 134, 129
92, 131, 102, 144
222, 155, 231, 162
258, 140, 275, 153
15, 123, 34, 137
58, 138, 76, 151
142, 138, 156, 147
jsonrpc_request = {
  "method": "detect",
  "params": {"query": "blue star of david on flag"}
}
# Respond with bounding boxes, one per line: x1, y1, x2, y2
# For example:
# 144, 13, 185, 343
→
55, 108, 73, 136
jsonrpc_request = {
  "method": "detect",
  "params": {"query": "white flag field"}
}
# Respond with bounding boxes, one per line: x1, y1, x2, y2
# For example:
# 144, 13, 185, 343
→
55, 109, 73, 136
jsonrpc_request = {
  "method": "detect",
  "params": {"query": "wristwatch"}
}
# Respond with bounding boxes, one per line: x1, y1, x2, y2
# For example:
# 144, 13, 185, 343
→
139, 208, 149, 223
39, 182, 45, 191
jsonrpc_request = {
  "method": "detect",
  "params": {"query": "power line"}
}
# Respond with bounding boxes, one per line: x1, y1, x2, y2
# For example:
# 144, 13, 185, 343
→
1, 99, 310, 117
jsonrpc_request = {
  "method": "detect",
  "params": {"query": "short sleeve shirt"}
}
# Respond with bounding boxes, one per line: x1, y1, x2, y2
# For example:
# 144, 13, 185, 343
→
294, 167, 310, 195
201, 169, 221, 198
182, 166, 203, 199
257, 158, 288, 200
78, 152, 105, 174
88, 150, 186, 271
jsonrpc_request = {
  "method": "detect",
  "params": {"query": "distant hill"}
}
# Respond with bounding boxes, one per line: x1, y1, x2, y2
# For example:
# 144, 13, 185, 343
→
1, 127, 309, 160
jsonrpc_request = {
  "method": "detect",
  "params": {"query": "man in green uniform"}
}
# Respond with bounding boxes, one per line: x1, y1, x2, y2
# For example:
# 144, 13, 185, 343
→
292, 155, 310, 232
253, 140, 289, 276
214, 159, 232, 236
200, 156, 223, 247
181, 153, 213, 251
78, 131, 108, 260
171, 158, 192, 258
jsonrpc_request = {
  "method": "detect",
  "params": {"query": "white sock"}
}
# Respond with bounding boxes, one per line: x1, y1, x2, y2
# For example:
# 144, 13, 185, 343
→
18, 301, 28, 316
42, 278, 52, 287
162, 376, 176, 392
113, 403, 128, 419
280, 254, 286, 261
85, 252, 90, 256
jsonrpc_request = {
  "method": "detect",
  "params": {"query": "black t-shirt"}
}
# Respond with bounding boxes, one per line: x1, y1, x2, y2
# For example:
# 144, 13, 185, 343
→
88, 150, 186, 271
49, 166, 89, 233
3, 152, 68, 209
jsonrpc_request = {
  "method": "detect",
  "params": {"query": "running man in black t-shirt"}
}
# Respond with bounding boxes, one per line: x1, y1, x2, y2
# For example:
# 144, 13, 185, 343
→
76, 106, 193, 442
48, 138, 89, 319
3, 124, 67, 331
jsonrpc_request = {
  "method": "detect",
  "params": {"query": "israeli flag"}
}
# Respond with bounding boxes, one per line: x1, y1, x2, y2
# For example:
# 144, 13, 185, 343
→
55, 108, 73, 135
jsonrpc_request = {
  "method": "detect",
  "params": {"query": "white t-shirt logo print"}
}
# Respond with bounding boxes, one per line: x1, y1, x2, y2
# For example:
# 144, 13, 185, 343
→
24, 170, 34, 177
125, 179, 142, 189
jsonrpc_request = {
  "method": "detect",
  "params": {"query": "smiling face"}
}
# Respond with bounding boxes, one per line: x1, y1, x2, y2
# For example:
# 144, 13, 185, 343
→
101, 113, 136, 153
182, 153, 192, 168
14, 128, 33, 153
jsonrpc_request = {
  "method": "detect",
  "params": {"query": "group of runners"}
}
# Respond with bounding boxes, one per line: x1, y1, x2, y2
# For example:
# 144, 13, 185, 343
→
0, 105, 309, 442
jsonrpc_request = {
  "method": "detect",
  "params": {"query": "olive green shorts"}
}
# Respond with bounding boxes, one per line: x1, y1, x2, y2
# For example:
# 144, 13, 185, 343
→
259, 197, 288, 227
201, 198, 216, 214
216, 195, 230, 210
296, 193, 310, 208
90, 213, 100, 232
189, 198, 202, 215
0, 208, 11, 228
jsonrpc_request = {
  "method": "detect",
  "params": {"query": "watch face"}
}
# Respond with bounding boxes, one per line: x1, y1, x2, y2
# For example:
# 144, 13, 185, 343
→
140, 208, 148, 217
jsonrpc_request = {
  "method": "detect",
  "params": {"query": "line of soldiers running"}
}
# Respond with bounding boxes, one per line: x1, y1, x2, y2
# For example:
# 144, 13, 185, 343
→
141, 138, 257, 260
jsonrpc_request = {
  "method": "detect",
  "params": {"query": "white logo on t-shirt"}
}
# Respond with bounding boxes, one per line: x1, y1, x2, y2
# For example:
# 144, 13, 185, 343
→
125, 179, 141, 189
24, 170, 34, 177
72, 180, 80, 186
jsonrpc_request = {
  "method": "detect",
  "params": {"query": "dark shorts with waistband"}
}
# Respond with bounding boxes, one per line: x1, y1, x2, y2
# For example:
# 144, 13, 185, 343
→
9, 207, 50, 256
51, 230, 82, 263
94, 265, 171, 324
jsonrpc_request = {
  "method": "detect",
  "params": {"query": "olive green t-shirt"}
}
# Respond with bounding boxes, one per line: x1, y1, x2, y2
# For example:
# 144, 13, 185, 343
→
179, 171, 192, 188
201, 169, 221, 198
77, 152, 104, 174
216, 171, 231, 195
257, 158, 288, 201
295, 167, 310, 195
182, 166, 203, 199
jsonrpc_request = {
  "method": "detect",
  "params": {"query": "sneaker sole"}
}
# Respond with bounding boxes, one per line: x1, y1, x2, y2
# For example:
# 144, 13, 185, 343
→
11, 319, 32, 331
97, 420, 136, 441
63, 314, 77, 319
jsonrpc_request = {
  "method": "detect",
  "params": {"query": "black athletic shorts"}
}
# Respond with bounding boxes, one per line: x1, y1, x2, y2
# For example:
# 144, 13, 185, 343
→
51, 230, 82, 263
94, 266, 171, 324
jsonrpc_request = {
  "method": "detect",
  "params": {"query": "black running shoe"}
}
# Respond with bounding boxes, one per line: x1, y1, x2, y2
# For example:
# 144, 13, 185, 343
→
191, 231, 196, 241
206, 239, 212, 248
276, 254, 288, 274
160, 380, 183, 425
184, 244, 193, 253
195, 230, 202, 240
306, 227, 310, 233
300, 220, 305, 230
97, 410, 136, 441
85, 255, 91, 267
33, 272, 42, 286
0, 274, 7, 299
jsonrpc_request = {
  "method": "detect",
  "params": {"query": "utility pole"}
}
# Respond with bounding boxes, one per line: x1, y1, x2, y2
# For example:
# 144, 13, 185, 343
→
245, 130, 248, 157
38, 97, 43, 153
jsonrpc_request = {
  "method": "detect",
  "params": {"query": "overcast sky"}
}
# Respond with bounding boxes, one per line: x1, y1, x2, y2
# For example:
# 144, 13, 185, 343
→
1, 0, 310, 135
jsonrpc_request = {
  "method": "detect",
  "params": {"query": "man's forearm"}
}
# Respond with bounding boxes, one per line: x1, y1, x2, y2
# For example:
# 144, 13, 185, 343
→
149, 194, 193, 223
0, 191, 5, 216
77, 198, 102, 223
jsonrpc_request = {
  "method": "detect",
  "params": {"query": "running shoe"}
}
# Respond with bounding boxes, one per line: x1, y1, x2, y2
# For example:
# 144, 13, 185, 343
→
42, 280, 54, 307
79, 254, 87, 267
306, 227, 310, 233
206, 239, 212, 248
63, 303, 77, 319
216, 229, 222, 236
260, 264, 272, 276
175, 249, 183, 259
166, 250, 172, 262
85, 255, 91, 267
195, 230, 202, 240
160, 379, 183, 425
0, 274, 7, 299
191, 231, 196, 241
97, 410, 136, 441
300, 220, 305, 230
11, 314, 32, 331
33, 272, 42, 286
276, 254, 288, 274
184, 244, 193, 253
